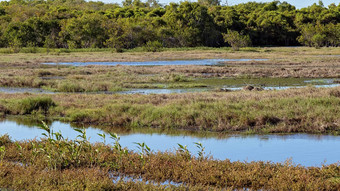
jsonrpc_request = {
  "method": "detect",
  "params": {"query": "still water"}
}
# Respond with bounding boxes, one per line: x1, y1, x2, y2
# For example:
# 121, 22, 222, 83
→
43, 59, 268, 66
0, 87, 54, 94
0, 82, 338, 95
0, 119, 339, 167
118, 84, 340, 94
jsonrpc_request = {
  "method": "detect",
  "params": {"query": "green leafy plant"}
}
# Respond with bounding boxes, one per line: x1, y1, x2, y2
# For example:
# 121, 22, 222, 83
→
39, 122, 94, 170
0, 146, 5, 163
98, 133, 106, 145
15, 142, 24, 164
134, 142, 151, 169
194, 142, 205, 160
30, 142, 42, 165
110, 133, 128, 169
177, 143, 191, 160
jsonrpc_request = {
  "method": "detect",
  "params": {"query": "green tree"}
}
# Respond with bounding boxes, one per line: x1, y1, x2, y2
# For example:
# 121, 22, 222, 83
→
59, 14, 107, 48
311, 33, 326, 48
198, 0, 220, 7
163, 2, 216, 47
0, 0, 338, 49
297, 24, 316, 47
223, 30, 251, 50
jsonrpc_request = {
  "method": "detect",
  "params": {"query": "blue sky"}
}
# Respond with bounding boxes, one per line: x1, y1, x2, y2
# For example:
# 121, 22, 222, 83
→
97, 0, 339, 9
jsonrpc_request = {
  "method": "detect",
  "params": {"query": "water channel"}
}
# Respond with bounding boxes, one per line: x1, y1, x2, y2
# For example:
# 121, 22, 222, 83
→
0, 78, 339, 94
0, 118, 339, 167
43, 59, 268, 66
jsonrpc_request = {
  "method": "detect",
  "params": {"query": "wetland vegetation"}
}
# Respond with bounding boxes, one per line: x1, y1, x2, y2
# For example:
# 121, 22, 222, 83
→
1, 47, 339, 93
1, 117, 340, 167
0, 85, 340, 134
1, 129, 340, 190
0, 47, 340, 190
0, 0, 340, 189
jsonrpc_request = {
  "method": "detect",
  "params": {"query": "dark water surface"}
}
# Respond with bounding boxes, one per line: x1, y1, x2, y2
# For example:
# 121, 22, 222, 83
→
0, 119, 339, 167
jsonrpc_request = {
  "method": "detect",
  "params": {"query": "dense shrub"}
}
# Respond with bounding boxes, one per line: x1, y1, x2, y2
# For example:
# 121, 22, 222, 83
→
142, 41, 163, 52
223, 30, 251, 51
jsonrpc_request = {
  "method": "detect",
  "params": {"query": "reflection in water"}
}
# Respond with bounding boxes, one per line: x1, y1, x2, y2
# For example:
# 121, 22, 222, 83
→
43, 59, 268, 66
0, 118, 339, 167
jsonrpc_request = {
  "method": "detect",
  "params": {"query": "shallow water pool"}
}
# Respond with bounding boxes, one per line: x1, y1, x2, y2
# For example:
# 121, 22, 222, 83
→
43, 59, 268, 66
0, 119, 339, 167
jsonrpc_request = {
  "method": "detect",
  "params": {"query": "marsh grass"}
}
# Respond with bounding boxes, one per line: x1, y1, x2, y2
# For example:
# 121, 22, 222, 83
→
0, 87, 339, 134
57, 82, 86, 92
1, 46, 339, 65
0, 130, 339, 190
0, 47, 339, 93
330, 89, 340, 97
5, 97, 56, 115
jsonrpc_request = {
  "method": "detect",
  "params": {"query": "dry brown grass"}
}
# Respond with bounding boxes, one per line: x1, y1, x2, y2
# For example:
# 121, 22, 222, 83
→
1, 47, 339, 64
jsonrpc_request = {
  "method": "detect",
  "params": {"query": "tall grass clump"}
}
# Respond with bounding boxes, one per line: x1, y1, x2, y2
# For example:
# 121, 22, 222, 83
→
329, 89, 340, 97
57, 82, 85, 92
0, 104, 9, 116
16, 97, 56, 115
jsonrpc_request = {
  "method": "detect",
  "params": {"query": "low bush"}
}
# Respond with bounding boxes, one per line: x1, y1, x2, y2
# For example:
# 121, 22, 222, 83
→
142, 41, 163, 52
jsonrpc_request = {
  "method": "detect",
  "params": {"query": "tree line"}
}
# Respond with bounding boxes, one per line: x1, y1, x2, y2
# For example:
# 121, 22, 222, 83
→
0, 0, 339, 51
